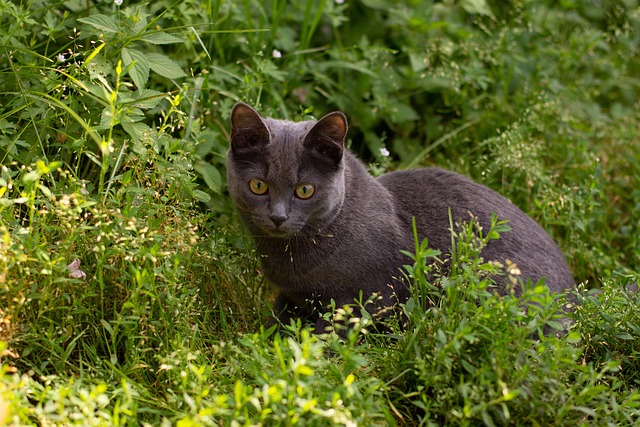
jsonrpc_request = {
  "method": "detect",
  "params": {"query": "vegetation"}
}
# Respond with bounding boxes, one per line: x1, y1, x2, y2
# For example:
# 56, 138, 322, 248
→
1, 0, 639, 425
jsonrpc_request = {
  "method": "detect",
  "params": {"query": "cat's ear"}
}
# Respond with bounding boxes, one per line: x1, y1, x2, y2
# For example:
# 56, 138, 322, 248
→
303, 111, 348, 165
230, 102, 270, 153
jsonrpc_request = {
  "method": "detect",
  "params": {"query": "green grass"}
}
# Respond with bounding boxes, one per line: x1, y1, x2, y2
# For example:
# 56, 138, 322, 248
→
1, 0, 640, 425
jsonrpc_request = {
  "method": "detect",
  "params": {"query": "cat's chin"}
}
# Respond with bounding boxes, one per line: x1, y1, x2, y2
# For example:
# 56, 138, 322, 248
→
258, 224, 303, 238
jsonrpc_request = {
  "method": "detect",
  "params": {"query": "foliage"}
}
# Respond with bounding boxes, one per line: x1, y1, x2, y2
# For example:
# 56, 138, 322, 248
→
1, 0, 639, 425
382, 216, 640, 425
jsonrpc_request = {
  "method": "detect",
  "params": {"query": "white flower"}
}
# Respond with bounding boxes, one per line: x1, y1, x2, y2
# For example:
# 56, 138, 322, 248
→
57, 53, 66, 62
272, 49, 282, 59
115, 0, 123, 5
380, 147, 390, 157
67, 259, 87, 280
335, 0, 345, 4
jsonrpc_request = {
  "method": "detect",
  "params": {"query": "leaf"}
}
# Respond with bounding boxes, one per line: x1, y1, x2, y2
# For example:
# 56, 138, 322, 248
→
190, 26, 211, 59
194, 161, 221, 193
146, 53, 186, 79
81, 42, 106, 71
121, 47, 150, 89
22, 171, 40, 183
545, 320, 564, 331
128, 89, 165, 109
99, 107, 116, 129
487, 230, 501, 240
461, 0, 495, 17
195, 138, 215, 158
192, 190, 211, 203
84, 150, 102, 167
615, 332, 634, 340
565, 331, 582, 344
100, 319, 114, 336
121, 121, 152, 141
139, 32, 183, 45
78, 14, 119, 34
387, 101, 419, 123
573, 406, 597, 417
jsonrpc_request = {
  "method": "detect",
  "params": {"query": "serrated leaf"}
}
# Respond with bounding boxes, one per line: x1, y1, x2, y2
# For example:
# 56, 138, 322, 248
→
121, 47, 150, 89
78, 14, 119, 34
128, 89, 165, 109
139, 32, 183, 45
194, 161, 221, 193
146, 53, 186, 79
122, 121, 152, 140
131, 15, 148, 34
85, 56, 112, 81
124, 107, 145, 122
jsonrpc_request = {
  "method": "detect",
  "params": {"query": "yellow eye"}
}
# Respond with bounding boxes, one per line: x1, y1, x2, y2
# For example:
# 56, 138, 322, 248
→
249, 179, 268, 195
295, 183, 315, 199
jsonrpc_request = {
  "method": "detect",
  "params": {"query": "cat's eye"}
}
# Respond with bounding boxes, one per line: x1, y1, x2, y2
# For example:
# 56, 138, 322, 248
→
295, 183, 315, 199
249, 179, 268, 195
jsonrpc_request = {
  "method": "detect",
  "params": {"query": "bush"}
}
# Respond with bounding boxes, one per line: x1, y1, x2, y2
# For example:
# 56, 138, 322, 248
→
1, 0, 639, 425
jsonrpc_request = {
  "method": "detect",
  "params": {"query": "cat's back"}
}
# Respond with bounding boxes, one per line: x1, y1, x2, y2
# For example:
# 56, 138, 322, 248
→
377, 167, 574, 293
378, 167, 513, 217
377, 167, 511, 232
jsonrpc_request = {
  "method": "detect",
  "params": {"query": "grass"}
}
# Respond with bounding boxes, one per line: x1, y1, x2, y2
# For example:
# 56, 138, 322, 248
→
1, 0, 640, 425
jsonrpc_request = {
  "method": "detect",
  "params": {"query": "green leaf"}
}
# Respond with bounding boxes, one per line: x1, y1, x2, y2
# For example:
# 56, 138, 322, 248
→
146, 53, 187, 79
128, 89, 165, 109
387, 102, 419, 123
192, 190, 211, 203
100, 319, 114, 336
487, 230, 501, 240
22, 171, 40, 183
545, 320, 564, 331
78, 14, 119, 34
99, 107, 117, 129
194, 161, 221, 193
573, 406, 597, 417
121, 47, 150, 89
195, 138, 215, 158
139, 32, 183, 45
461, 0, 495, 17
122, 121, 152, 140
615, 332, 634, 340
565, 331, 582, 344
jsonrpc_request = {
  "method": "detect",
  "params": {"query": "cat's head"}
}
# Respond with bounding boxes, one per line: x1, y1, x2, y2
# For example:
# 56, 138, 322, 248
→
227, 102, 348, 237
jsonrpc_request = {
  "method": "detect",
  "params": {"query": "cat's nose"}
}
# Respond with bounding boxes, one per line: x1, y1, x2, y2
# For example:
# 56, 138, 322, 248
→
269, 212, 287, 227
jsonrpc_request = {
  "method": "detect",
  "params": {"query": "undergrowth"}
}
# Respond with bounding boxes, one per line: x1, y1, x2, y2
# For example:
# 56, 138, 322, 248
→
1, 0, 639, 425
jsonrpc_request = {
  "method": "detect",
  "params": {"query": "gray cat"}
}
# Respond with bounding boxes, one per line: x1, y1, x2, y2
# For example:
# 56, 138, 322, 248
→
226, 102, 574, 334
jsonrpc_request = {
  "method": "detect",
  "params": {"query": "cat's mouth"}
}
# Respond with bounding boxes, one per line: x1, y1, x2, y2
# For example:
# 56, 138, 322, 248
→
264, 228, 293, 237
259, 222, 303, 238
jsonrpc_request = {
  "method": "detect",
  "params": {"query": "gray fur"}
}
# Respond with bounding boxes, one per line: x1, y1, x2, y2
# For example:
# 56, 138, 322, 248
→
227, 102, 574, 333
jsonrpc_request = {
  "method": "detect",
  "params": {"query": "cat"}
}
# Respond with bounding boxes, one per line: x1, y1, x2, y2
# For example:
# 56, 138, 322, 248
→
226, 102, 574, 334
